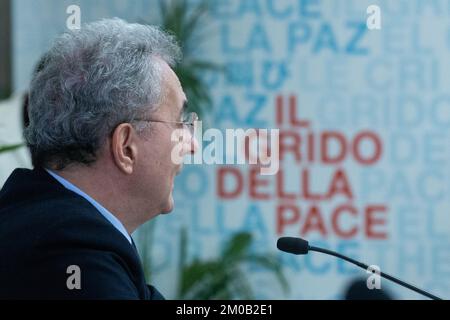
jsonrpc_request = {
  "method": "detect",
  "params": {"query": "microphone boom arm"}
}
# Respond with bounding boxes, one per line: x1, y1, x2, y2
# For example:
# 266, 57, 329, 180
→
309, 245, 442, 300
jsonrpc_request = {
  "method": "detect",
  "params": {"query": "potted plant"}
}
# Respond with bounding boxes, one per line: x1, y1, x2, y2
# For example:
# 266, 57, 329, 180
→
177, 229, 289, 299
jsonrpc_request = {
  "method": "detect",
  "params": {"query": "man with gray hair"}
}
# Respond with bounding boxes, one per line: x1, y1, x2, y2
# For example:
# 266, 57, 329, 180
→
0, 18, 198, 299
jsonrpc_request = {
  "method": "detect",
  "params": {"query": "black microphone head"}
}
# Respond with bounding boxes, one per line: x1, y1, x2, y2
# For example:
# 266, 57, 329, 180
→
277, 237, 309, 255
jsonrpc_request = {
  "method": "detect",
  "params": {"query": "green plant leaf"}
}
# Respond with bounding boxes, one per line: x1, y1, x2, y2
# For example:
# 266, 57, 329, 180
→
176, 230, 289, 300
0, 143, 24, 154
155, 0, 222, 119
222, 232, 252, 263
179, 260, 223, 298
185, 60, 224, 72
244, 254, 289, 294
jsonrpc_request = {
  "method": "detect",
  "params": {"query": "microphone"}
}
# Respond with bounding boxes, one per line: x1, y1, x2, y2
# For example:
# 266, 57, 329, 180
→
277, 237, 442, 300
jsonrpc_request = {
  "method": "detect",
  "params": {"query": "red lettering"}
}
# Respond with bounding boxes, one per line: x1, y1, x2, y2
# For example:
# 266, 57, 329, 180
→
332, 205, 358, 238
365, 205, 387, 239
276, 169, 296, 200
327, 169, 353, 199
302, 169, 325, 200
353, 132, 382, 165
277, 204, 300, 234
307, 132, 315, 162
289, 96, 310, 128
249, 167, 270, 200
276, 96, 283, 126
321, 132, 347, 164
280, 131, 302, 162
217, 167, 243, 199
301, 205, 327, 237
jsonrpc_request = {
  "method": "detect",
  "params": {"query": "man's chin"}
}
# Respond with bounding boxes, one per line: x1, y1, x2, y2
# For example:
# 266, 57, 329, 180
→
161, 195, 174, 214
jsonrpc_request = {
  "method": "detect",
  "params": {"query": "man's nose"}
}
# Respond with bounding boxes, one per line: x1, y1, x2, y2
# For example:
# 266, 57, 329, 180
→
180, 128, 199, 155
190, 135, 199, 154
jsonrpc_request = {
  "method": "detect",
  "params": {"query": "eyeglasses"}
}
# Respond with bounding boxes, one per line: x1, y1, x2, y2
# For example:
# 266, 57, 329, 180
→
133, 112, 198, 136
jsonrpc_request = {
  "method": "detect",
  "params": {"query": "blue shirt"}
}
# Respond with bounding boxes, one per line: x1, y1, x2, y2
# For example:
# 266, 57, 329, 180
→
45, 169, 132, 244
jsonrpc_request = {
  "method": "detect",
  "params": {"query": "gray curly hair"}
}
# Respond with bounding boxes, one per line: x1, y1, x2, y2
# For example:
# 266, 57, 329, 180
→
25, 18, 181, 169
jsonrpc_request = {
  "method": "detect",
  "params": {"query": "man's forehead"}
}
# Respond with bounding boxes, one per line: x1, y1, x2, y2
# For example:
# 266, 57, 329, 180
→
166, 66, 184, 96
157, 60, 186, 115
165, 65, 186, 104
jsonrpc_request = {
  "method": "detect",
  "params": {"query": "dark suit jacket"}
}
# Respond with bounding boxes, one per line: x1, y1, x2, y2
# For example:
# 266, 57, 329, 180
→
0, 168, 164, 300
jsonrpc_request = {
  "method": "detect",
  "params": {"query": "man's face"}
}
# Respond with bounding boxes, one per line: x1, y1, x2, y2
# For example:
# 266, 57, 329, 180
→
134, 61, 196, 215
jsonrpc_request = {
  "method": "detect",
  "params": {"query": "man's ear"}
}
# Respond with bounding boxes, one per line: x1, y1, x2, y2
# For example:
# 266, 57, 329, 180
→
110, 123, 138, 174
